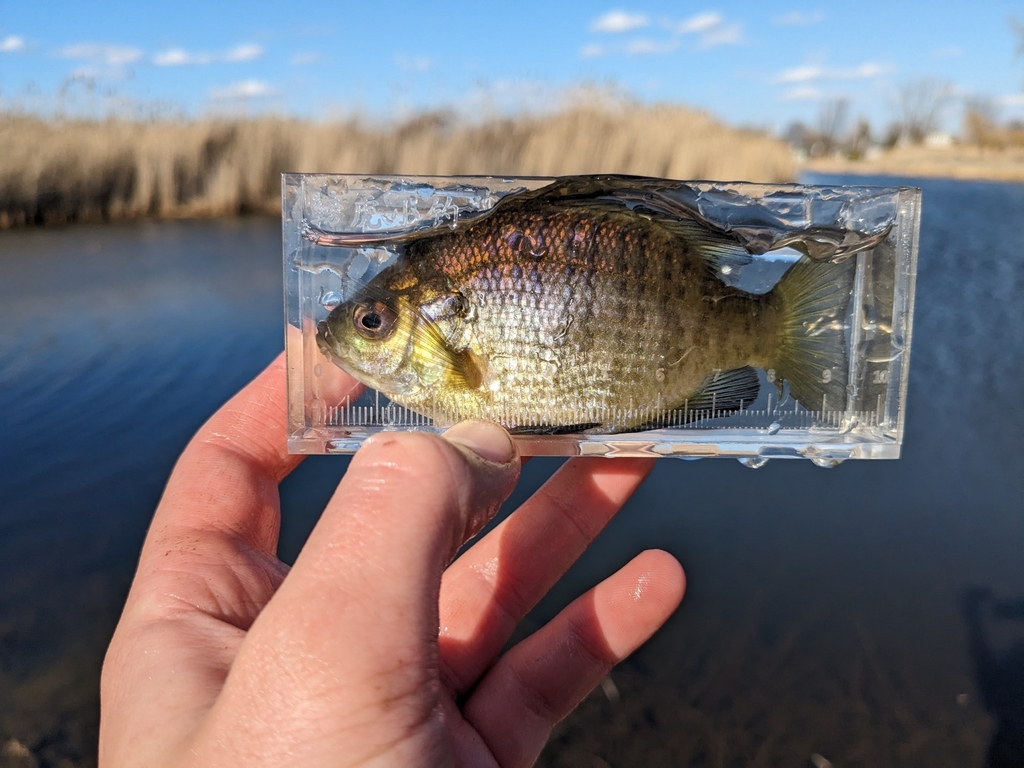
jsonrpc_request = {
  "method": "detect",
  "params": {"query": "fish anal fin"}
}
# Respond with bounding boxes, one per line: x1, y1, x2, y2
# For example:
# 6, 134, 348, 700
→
683, 366, 762, 417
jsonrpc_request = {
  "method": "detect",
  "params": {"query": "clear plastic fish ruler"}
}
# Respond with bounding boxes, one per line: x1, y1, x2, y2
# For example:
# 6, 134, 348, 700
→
284, 174, 920, 464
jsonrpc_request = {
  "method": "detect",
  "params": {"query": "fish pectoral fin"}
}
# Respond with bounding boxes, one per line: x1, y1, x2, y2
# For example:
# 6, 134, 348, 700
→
682, 366, 762, 418
452, 348, 487, 391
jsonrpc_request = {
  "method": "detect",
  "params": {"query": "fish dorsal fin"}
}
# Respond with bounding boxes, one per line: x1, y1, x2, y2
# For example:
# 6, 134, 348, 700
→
636, 207, 755, 279
302, 174, 756, 285
519, 176, 756, 281
498, 174, 674, 206
682, 366, 762, 418
511, 175, 892, 263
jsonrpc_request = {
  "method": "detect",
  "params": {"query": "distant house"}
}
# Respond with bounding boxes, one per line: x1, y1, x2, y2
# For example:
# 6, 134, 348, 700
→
924, 132, 954, 149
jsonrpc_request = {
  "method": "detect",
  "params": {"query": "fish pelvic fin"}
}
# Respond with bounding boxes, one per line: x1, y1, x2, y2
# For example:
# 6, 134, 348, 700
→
772, 256, 856, 413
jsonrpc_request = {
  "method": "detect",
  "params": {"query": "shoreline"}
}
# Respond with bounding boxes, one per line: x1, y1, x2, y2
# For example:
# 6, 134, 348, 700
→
802, 145, 1024, 184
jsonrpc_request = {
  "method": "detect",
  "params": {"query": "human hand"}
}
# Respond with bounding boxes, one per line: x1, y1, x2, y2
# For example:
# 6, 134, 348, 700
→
100, 354, 685, 767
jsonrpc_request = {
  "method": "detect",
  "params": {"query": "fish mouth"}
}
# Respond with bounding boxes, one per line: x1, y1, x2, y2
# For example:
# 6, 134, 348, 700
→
315, 319, 375, 387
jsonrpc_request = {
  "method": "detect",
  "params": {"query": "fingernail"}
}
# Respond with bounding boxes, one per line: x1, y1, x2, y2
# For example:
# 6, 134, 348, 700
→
443, 420, 515, 464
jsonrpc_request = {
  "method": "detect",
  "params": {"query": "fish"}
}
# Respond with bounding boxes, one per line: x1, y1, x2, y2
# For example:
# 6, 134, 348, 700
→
314, 175, 856, 434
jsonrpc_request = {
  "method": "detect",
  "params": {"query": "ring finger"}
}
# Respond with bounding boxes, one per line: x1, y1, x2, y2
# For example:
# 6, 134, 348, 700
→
437, 456, 656, 694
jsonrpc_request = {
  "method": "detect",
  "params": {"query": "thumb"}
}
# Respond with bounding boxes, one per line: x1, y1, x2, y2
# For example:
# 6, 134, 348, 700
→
194, 422, 520, 767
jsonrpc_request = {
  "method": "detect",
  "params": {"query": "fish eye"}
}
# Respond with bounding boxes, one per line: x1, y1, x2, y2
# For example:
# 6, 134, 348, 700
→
353, 301, 397, 339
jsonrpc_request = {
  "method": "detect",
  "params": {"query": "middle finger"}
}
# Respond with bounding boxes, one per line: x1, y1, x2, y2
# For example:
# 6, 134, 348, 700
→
437, 456, 654, 694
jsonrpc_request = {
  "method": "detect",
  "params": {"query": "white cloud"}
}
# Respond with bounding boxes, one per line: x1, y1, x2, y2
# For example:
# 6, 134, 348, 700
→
774, 11, 824, 26
583, 10, 740, 58
60, 43, 142, 67
783, 85, 823, 101
626, 38, 679, 55
153, 48, 213, 66
668, 12, 742, 48
223, 43, 264, 62
210, 79, 275, 99
152, 43, 264, 66
774, 61, 892, 83
396, 55, 433, 72
1, 35, 25, 53
776, 65, 823, 83
999, 93, 1024, 106
675, 12, 722, 34
591, 10, 649, 33
699, 23, 742, 48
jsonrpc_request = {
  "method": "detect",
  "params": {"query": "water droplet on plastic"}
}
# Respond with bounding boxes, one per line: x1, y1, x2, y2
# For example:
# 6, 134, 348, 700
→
739, 457, 768, 469
347, 252, 370, 280
321, 291, 342, 310
811, 456, 844, 468
767, 421, 782, 435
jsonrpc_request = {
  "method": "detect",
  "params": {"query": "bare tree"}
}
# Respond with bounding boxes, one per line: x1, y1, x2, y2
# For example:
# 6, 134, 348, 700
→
816, 98, 849, 155
847, 118, 872, 159
894, 79, 952, 144
963, 96, 1001, 147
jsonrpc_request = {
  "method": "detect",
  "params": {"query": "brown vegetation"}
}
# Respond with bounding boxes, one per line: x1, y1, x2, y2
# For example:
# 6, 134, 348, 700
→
803, 106, 1024, 183
0, 106, 796, 228
962, 106, 1024, 150
804, 144, 1024, 183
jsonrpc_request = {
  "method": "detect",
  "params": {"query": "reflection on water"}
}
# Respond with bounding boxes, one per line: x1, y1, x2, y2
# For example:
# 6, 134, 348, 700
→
1, 178, 1023, 766
963, 588, 1024, 768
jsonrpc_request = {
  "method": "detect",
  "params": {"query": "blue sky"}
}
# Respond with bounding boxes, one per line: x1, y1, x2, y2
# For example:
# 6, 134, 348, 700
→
1, 1, 1022, 135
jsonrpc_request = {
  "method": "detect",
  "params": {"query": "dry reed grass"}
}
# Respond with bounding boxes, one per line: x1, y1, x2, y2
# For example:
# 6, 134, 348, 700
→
0, 105, 796, 227
806, 143, 1024, 183
962, 109, 1024, 151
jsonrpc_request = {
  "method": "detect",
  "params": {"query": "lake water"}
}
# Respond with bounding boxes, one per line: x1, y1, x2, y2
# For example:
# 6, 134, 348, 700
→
0, 176, 1022, 767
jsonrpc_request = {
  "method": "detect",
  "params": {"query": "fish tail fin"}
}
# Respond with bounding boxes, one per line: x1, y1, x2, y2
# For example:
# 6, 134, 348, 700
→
772, 256, 857, 413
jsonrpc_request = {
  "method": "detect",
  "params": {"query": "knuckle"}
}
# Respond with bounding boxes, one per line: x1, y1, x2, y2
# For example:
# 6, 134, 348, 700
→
508, 662, 561, 726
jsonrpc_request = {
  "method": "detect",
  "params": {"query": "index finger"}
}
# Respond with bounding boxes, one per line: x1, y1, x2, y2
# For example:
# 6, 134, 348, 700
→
143, 351, 362, 565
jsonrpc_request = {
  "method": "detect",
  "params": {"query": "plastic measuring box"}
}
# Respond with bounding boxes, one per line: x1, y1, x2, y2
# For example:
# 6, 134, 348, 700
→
284, 174, 920, 465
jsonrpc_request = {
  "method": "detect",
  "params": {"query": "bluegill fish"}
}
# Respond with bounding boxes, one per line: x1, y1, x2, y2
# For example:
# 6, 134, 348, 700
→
315, 176, 856, 433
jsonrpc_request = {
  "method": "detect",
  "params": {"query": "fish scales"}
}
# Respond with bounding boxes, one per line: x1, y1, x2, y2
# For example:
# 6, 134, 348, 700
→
397, 206, 772, 427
